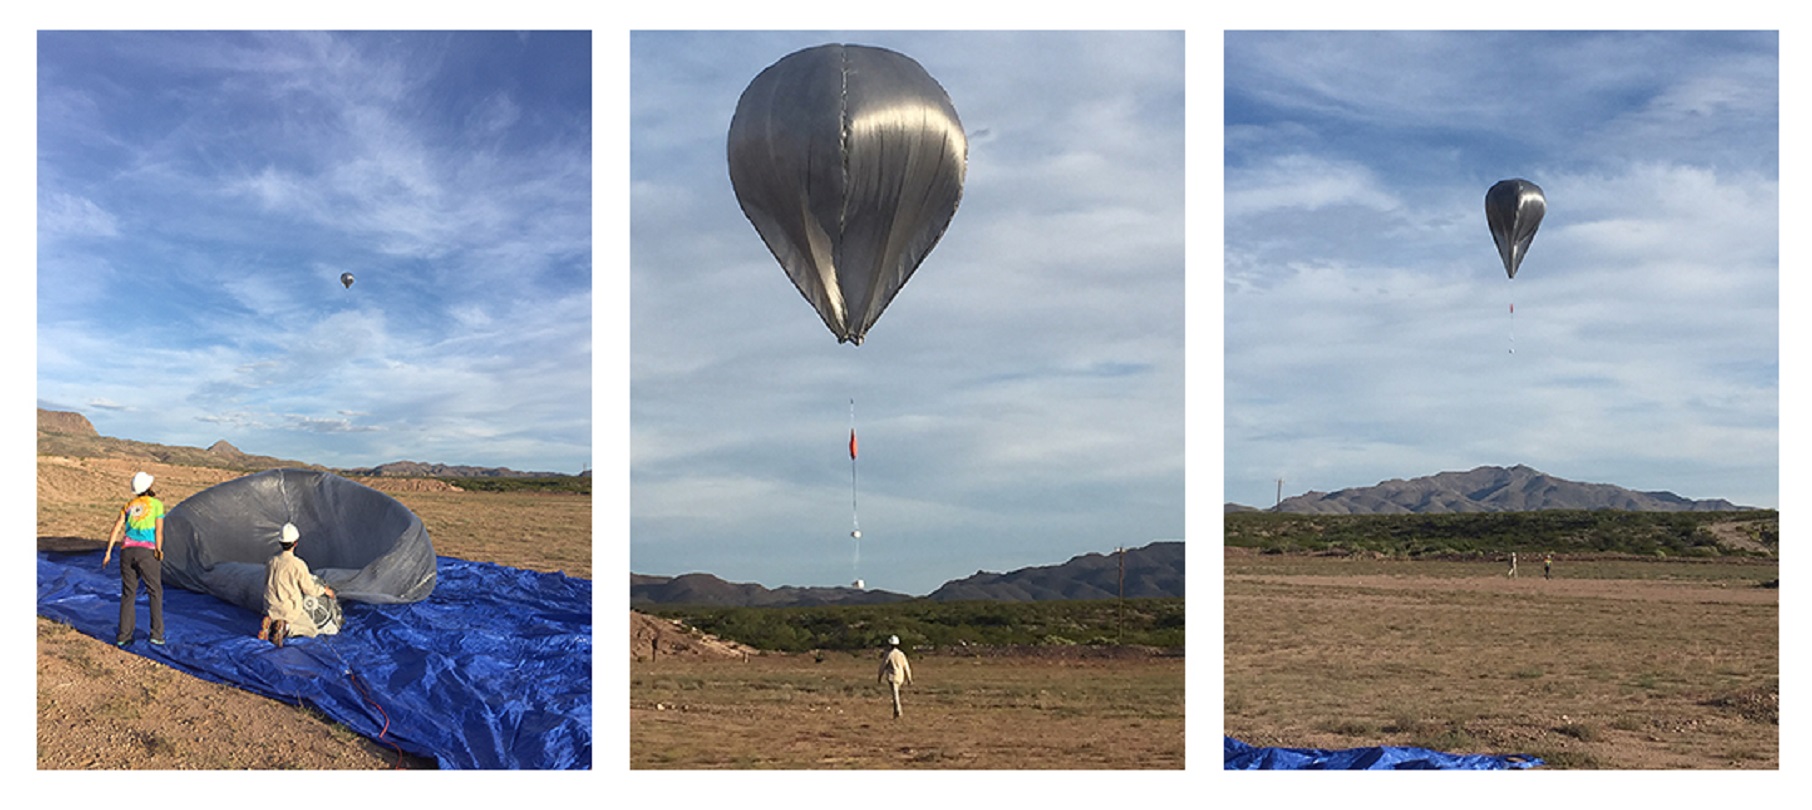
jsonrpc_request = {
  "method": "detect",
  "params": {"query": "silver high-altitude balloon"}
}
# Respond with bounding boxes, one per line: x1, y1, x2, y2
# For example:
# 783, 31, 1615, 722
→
1485, 179, 1545, 279
340, 272, 356, 289
728, 43, 967, 345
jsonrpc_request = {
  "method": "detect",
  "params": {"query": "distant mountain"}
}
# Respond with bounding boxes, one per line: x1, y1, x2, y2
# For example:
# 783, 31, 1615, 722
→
38, 409, 319, 471
38, 409, 98, 436
338, 460, 573, 478
1273, 465, 1746, 514
208, 440, 248, 458
631, 541, 1185, 607
36, 408, 577, 478
926, 541, 1183, 602
629, 573, 914, 608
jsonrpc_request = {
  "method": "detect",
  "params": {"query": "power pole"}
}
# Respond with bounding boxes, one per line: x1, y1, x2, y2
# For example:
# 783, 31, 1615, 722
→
1116, 545, 1126, 645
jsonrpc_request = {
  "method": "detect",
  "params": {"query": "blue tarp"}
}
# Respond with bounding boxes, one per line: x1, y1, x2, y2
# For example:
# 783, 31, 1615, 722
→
38, 548, 591, 770
1225, 736, 1542, 770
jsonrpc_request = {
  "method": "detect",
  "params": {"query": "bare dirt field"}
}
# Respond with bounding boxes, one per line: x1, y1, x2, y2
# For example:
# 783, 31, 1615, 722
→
36, 455, 591, 770
1224, 549, 1777, 769
631, 644, 1184, 769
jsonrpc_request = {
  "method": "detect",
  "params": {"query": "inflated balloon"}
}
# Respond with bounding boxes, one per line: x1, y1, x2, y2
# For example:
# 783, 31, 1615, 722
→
728, 43, 967, 345
1485, 179, 1545, 279
340, 272, 355, 289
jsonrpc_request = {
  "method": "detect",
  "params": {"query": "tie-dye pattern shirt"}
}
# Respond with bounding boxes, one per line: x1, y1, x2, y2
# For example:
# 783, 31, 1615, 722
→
120, 495, 165, 548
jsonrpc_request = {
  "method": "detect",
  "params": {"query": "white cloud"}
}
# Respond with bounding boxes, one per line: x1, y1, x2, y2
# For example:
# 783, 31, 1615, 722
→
1227, 155, 1402, 218
38, 193, 119, 241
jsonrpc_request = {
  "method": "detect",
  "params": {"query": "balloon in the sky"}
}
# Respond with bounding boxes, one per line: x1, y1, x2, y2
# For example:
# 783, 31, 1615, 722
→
728, 43, 968, 345
340, 272, 356, 289
1484, 179, 1545, 279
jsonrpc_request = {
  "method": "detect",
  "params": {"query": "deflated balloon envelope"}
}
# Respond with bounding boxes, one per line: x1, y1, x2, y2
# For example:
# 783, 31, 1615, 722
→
727, 43, 967, 345
161, 468, 436, 613
1485, 179, 1545, 279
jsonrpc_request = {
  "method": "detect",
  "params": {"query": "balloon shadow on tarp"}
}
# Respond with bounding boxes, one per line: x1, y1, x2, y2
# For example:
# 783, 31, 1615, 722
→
38, 546, 591, 770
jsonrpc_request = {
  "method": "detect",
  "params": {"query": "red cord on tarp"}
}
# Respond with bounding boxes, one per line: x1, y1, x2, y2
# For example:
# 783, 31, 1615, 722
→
344, 668, 407, 769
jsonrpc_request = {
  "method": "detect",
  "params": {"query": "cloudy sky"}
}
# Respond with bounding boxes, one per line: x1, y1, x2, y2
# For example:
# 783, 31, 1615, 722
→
1224, 31, 1780, 511
631, 31, 1185, 596
37, 31, 592, 473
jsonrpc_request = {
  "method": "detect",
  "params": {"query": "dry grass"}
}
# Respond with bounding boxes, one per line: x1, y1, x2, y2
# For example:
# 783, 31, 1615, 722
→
1224, 552, 1777, 769
386, 489, 592, 579
631, 651, 1184, 768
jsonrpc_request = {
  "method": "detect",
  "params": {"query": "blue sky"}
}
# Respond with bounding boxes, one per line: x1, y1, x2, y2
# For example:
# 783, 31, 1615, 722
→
1225, 31, 1780, 510
37, 31, 592, 473
631, 31, 1185, 595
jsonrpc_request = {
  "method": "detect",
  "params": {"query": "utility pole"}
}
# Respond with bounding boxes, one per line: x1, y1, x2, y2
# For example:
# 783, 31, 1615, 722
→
1116, 545, 1126, 645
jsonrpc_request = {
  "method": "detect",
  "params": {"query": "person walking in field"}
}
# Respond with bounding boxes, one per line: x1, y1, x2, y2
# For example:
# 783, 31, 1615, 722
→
103, 472, 166, 646
878, 634, 913, 719
1506, 551, 1518, 578
1544, 552, 1553, 580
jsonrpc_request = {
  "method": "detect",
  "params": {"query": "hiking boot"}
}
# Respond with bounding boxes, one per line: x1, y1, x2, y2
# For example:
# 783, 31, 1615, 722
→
257, 616, 272, 641
270, 620, 287, 648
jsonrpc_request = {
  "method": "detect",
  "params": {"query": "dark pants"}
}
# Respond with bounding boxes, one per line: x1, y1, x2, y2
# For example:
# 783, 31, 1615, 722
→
118, 546, 164, 643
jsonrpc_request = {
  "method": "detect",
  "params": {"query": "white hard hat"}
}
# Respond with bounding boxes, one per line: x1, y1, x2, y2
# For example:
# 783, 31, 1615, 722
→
888, 635, 900, 646
131, 472, 155, 494
280, 523, 300, 544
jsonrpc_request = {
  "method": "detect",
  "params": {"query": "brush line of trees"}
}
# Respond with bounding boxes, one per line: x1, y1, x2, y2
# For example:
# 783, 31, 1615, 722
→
646, 597, 1184, 652
1225, 509, 1778, 558
440, 476, 590, 494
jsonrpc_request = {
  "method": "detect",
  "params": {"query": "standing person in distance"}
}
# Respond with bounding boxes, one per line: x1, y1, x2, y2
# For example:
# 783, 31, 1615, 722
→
103, 472, 166, 646
878, 634, 913, 719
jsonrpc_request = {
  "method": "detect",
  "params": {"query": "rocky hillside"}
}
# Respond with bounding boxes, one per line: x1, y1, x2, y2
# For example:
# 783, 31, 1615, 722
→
1265, 465, 1746, 515
630, 573, 914, 608
927, 542, 1183, 602
38, 409, 318, 471
337, 460, 572, 478
630, 611, 759, 660
37, 408, 574, 479
37, 409, 98, 436
631, 541, 1185, 607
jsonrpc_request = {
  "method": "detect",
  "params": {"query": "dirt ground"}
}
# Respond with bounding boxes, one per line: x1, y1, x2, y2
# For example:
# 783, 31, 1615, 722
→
1225, 551, 1777, 769
631, 647, 1185, 769
36, 456, 591, 770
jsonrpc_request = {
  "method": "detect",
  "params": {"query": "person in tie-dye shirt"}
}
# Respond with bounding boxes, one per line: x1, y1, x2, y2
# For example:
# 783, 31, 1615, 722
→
103, 471, 166, 646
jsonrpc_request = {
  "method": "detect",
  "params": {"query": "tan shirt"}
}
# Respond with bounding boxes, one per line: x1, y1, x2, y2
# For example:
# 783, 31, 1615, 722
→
878, 647, 912, 685
264, 549, 327, 637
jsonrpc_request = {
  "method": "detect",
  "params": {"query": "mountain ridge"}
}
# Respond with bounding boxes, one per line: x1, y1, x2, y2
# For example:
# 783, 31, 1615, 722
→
631, 541, 1185, 607
37, 407, 578, 478
1230, 465, 1747, 514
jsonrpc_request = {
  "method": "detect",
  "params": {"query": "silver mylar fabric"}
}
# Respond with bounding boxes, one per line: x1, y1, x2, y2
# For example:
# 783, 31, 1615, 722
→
1485, 178, 1546, 279
161, 468, 437, 612
728, 43, 967, 345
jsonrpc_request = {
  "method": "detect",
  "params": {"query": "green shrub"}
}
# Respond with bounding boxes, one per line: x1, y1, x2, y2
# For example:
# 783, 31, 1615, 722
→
1225, 509, 1777, 558
648, 597, 1185, 652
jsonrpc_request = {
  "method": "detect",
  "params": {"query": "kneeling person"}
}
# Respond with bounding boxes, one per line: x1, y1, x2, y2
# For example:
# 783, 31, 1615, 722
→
259, 522, 343, 647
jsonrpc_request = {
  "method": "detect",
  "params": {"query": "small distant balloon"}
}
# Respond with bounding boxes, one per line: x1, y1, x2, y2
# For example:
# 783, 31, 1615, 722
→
340, 272, 356, 289
1484, 179, 1546, 279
